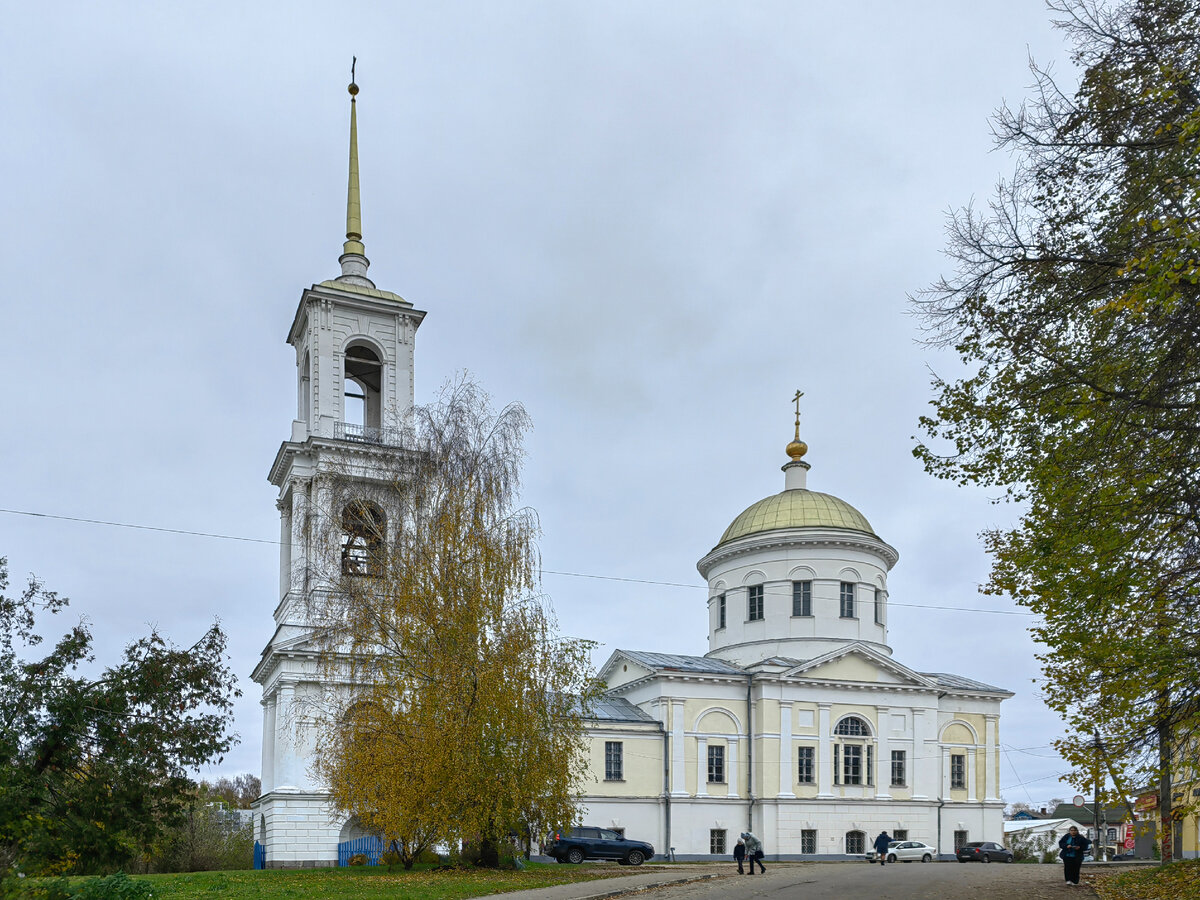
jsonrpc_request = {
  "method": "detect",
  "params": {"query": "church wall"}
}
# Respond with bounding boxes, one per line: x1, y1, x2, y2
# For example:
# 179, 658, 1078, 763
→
582, 726, 663, 798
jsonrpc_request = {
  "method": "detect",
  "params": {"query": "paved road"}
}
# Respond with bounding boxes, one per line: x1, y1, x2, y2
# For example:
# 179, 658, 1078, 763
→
634, 863, 1099, 900
501, 862, 1103, 900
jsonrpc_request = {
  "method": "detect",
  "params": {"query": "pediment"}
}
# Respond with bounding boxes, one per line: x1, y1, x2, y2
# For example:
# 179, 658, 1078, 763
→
783, 643, 935, 689
597, 651, 657, 689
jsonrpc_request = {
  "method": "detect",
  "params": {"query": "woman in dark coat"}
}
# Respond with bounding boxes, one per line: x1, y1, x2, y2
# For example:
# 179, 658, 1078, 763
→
1058, 825, 1092, 885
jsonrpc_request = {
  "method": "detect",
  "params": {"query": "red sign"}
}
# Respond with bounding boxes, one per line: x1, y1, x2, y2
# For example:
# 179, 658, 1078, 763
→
1124, 837, 1135, 849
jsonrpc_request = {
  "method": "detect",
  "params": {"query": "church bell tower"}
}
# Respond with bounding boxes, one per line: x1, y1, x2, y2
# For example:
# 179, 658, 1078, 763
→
250, 71, 427, 868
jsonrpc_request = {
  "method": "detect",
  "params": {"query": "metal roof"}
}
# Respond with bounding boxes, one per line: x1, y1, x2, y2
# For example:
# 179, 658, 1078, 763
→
587, 696, 658, 723
921, 672, 1009, 693
618, 649, 748, 676
719, 490, 875, 545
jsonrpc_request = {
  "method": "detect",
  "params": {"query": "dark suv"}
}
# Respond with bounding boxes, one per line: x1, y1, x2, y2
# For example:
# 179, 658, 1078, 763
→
546, 827, 654, 865
956, 841, 1014, 863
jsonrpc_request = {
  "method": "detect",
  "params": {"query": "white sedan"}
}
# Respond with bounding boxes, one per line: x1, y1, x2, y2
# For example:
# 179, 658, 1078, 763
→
885, 841, 937, 862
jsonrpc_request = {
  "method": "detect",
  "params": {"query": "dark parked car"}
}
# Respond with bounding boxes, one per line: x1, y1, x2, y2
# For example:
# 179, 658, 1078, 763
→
956, 841, 1014, 863
546, 827, 654, 866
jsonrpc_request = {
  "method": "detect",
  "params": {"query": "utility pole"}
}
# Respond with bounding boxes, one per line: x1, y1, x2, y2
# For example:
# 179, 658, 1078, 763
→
1094, 730, 1104, 863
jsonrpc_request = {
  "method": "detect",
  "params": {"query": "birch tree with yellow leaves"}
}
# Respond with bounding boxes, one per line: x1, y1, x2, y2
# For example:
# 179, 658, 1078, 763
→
307, 376, 601, 867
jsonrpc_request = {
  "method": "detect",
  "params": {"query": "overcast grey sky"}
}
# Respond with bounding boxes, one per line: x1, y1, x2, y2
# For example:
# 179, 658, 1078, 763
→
3, 2, 1082, 809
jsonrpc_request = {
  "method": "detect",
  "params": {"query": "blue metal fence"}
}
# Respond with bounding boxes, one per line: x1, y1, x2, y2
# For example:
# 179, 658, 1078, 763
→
338, 836, 385, 866
253, 841, 266, 870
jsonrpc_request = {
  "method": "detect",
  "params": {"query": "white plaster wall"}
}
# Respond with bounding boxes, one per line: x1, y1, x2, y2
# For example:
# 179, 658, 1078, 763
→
703, 533, 896, 665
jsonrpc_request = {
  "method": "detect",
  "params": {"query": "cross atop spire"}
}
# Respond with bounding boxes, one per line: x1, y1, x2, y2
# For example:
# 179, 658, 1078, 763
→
338, 57, 374, 286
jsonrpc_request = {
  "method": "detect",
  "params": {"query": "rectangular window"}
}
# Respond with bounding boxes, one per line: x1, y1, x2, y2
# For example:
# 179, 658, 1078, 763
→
950, 753, 966, 789
874, 587, 883, 625
792, 580, 812, 616
707, 744, 725, 783
797, 746, 815, 784
867, 744, 874, 786
1106, 827, 1117, 843
842, 745, 862, 785
893, 829, 908, 841
604, 741, 623, 781
717, 593, 726, 629
748, 585, 764, 621
840, 581, 856, 618
891, 750, 906, 787
801, 830, 817, 854
710, 829, 726, 855
953, 830, 968, 852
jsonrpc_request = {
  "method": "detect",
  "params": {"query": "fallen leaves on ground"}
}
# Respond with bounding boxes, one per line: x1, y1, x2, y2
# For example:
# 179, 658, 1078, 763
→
1090, 859, 1200, 900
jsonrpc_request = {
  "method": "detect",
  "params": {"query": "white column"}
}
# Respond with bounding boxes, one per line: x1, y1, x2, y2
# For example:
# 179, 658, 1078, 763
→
696, 739, 709, 797
942, 747, 951, 798
260, 695, 276, 792
984, 715, 1000, 802
875, 707, 891, 800
278, 499, 291, 604
728, 741, 740, 799
778, 700, 794, 798
289, 482, 309, 598
275, 682, 298, 791
817, 703, 833, 798
911, 708, 930, 800
670, 700, 687, 796
967, 748, 978, 802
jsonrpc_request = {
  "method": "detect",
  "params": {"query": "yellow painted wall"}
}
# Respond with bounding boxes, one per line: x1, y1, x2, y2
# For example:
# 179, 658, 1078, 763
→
582, 732, 662, 797
805, 655, 880, 682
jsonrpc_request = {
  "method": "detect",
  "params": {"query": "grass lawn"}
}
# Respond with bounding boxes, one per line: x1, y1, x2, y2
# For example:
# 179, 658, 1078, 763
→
1090, 859, 1200, 900
128, 862, 640, 900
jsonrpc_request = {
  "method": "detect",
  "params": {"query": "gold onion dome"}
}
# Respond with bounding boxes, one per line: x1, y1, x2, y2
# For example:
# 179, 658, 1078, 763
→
786, 439, 808, 460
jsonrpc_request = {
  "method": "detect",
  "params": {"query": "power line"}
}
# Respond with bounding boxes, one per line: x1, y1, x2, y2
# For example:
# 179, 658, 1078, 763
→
0, 507, 277, 545
0, 506, 1033, 617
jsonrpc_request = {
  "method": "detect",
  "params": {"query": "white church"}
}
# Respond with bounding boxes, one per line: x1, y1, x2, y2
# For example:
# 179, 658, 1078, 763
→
251, 82, 1012, 866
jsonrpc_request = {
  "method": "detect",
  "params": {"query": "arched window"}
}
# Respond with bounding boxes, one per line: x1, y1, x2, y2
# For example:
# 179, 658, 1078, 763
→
833, 716, 873, 786
341, 500, 386, 577
834, 716, 870, 737
845, 830, 866, 855
343, 344, 382, 431
300, 351, 311, 423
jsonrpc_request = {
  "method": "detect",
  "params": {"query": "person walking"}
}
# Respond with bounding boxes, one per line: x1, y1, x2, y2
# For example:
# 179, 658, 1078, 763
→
1059, 825, 1092, 886
741, 832, 766, 874
873, 831, 892, 866
733, 839, 746, 874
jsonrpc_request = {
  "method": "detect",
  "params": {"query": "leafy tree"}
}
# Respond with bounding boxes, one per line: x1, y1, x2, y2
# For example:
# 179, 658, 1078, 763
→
201, 773, 261, 810
307, 377, 602, 867
912, 0, 1200, 861
147, 785, 253, 873
0, 558, 240, 876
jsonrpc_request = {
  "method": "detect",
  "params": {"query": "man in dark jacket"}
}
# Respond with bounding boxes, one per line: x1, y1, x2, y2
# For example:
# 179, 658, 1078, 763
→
1058, 826, 1092, 885
873, 831, 892, 866
733, 839, 746, 874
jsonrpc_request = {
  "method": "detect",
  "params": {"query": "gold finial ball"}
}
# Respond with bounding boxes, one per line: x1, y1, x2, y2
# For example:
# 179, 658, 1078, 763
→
786, 439, 808, 461
348, 82, 359, 96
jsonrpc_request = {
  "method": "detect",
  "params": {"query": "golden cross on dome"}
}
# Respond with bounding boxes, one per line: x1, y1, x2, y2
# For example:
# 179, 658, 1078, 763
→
792, 389, 804, 439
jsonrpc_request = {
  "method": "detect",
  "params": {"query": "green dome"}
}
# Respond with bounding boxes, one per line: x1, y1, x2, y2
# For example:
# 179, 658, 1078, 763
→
718, 489, 875, 545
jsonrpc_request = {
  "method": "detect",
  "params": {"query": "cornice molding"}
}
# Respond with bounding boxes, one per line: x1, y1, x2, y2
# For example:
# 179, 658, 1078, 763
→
697, 527, 900, 578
